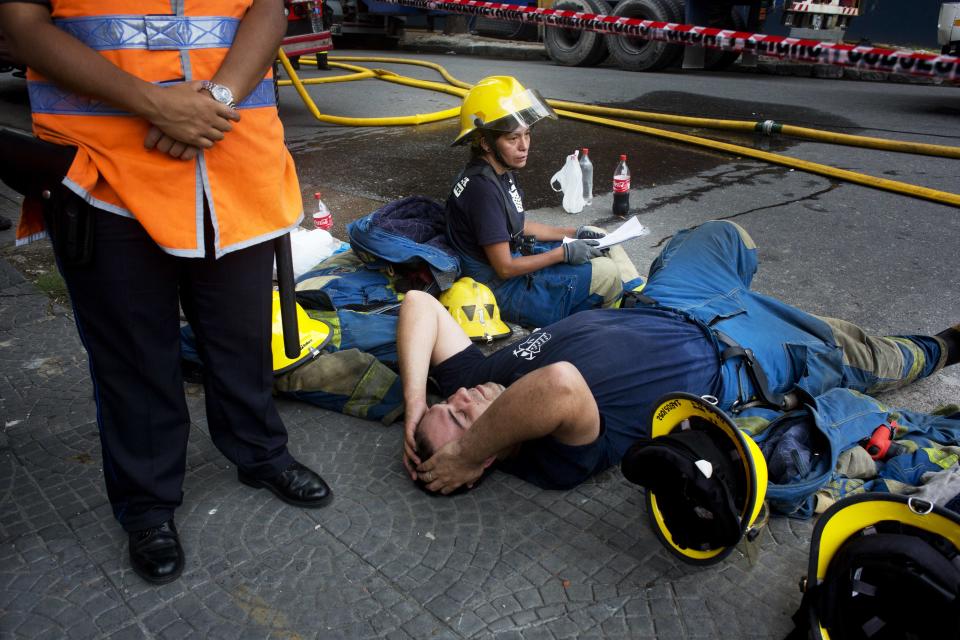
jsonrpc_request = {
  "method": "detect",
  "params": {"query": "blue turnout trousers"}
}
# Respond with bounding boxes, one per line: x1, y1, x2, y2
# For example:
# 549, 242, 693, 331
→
642, 220, 947, 412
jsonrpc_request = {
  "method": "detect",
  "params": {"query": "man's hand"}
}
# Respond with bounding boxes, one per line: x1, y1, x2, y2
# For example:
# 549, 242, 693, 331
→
402, 398, 428, 481
144, 81, 239, 149
563, 239, 603, 265
144, 126, 202, 160
416, 440, 486, 495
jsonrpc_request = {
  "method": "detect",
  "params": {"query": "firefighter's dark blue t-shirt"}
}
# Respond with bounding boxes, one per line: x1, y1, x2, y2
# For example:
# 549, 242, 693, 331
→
445, 160, 525, 263
429, 307, 723, 489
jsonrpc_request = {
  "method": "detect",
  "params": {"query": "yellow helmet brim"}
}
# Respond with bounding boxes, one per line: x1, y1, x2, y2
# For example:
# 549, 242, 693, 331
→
271, 290, 333, 374
646, 392, 768, 564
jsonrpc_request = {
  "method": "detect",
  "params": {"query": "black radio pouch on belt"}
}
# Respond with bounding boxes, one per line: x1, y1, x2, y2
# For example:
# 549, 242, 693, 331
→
0, 127, 90, 265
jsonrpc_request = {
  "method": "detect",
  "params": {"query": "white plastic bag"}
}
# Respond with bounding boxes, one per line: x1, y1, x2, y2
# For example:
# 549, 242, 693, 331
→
273, 227, 340, 280
550, 150, 585, 214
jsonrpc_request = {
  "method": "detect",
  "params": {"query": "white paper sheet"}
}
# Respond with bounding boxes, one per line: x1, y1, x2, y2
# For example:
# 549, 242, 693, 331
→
562, 216, 648, 249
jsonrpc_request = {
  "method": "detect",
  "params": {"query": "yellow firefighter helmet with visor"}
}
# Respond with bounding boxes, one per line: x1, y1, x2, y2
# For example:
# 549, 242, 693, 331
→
452, 75, 557, 146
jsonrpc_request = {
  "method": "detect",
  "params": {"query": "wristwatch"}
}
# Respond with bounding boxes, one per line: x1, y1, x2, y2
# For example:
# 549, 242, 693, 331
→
200, 80, 236, 109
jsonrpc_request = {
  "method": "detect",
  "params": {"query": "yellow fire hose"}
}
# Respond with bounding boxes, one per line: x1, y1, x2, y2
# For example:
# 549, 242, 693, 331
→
545, 99, 960, 160
275, 51, 960, 207
277, 51, 461, 126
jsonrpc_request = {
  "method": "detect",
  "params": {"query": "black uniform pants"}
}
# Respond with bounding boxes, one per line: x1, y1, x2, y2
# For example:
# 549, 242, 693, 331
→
51, 205, 294, 532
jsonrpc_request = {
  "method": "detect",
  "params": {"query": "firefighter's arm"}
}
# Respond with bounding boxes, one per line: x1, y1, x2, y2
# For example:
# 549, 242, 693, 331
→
484, 239, 601, 279
417, 362, 601, 495
397, 291, 472, 479
523, 220, 575, 242
0, 4, 238, 149
483, 241, 565, 280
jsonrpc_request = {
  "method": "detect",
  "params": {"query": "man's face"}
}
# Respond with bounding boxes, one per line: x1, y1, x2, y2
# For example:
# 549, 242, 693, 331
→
494, 127, 531, 169
418, 383, 505, 456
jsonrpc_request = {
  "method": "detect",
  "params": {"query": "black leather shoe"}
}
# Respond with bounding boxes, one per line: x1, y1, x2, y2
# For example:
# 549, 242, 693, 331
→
238, 461, 332, 508
128, 520, 184, 585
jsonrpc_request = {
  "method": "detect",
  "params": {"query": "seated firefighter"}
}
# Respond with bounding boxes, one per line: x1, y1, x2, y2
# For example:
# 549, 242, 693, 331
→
446, 75, 644, 329
398, 220, 960, 495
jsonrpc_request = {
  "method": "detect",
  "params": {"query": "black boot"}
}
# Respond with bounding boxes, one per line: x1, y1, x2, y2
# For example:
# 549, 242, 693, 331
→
238, 460, 332, 508
128, 520, 184, 584
936, 324, 960, 367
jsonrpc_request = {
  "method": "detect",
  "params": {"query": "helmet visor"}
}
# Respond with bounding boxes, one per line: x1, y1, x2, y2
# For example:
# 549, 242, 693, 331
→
476, 89, 557, 133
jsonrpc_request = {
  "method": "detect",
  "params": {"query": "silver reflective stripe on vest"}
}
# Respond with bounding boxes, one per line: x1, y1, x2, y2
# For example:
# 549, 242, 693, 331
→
29, 79, 277, 114
54, 15, 239, 51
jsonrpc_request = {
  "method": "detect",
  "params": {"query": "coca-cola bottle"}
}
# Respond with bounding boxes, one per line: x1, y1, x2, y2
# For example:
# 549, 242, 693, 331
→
612, 154, 630, 217
313, 192, 333, 230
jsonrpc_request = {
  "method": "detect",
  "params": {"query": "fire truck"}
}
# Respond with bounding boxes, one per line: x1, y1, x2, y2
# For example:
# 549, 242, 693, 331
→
782, 0, 860, 31
941, 2, 960, 55
544, 0, 862, 71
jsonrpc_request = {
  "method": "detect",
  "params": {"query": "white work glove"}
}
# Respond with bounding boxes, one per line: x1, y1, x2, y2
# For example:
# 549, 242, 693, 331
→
575, 225, 606, 240
563, 239, 603, 265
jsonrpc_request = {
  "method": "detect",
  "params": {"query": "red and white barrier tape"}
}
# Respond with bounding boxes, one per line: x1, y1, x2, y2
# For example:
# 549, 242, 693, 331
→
382, 0, 960, 82
281, 31, 334, 57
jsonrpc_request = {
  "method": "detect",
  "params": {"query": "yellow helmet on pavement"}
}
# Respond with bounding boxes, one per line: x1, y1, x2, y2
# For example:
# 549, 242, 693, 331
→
796, 493, 960, 640
452, 75, 557, 146
271, 290, 332, 375
621, 392, 769, 565
439, 278, 512, 343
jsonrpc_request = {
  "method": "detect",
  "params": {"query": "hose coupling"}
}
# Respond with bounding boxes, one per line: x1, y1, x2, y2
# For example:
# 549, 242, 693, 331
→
756, 120, 781, 136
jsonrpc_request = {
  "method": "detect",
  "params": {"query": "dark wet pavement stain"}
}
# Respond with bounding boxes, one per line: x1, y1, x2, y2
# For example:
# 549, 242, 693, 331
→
288, 90, 860, 225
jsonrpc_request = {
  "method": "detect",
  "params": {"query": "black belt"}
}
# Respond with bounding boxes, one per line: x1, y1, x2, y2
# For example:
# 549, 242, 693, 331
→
714, 329, 798, 414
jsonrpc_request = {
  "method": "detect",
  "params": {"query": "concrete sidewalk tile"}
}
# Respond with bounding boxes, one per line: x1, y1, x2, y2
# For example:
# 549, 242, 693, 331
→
0, 532, 132, 638
0, 258, 26, 289
0, 282, 51, 332
1, 452, 74, 545
1, 317, 94, 441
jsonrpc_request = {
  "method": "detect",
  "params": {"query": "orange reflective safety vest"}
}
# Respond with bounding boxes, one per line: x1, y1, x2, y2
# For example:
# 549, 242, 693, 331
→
19, 0, 302, 257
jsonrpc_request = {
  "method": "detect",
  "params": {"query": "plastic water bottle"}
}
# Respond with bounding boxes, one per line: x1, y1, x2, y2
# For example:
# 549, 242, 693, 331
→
612, 154, 630, 217
310, 2, 324, 32
579, 147, 593, 205
313, 192, 332, 230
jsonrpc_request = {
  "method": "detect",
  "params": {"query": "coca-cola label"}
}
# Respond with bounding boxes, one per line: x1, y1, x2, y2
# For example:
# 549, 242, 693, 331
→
313, 212, 332, 230
613, 177, 630, 193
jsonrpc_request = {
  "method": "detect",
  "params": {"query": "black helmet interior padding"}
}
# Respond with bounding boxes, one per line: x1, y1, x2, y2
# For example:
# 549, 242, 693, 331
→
816, 521, 960, 640
621, 424, 745, 551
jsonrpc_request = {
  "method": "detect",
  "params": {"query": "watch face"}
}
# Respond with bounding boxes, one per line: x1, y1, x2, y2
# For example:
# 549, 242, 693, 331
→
211, 85, 233, 104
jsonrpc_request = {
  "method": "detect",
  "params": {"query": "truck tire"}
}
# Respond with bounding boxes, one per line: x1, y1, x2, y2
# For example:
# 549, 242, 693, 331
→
704, 5, 746, 71
544, 0, 610, 67
606, 0, 683, 72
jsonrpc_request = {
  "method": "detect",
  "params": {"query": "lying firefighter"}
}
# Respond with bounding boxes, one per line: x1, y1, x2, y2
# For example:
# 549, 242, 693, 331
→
399, 220, 960, 495
445, 75, 645, 328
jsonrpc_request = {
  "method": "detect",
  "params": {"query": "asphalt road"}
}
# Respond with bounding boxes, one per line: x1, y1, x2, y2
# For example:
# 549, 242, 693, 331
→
276, 52, 960, 375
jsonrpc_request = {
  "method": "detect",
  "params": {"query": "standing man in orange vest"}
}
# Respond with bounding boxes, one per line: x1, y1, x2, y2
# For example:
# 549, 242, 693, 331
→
0, 0, 332, 584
